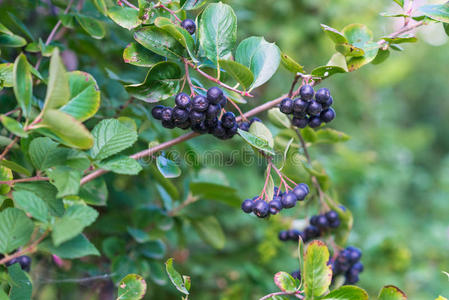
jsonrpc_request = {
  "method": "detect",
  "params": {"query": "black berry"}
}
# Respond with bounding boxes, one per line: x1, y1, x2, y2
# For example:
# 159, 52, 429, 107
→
253, 200, 269, 218
189, 110, 206, 124
238, 122, 250, 131
320, 108, 336, 123
206, 104, 221, 119
323, 96, 333, 109
269, 199, 282, 214
192, 95, 209, 112
212, 121, 226, 137
280, 98, 294, 114
191, 121, 208, 134
293, 98, 309, 113
151, 105, 164, 120
325, 210, 339, 223
206, 87, 223, 104
162, 119, 175, 128
316, 215, 329, 229
279, 230, 289, 241
307, 101, 322, 116
250, 117, 261, 124
241, 199, 254, 213
175, 93, 191, 108
293, 184, 308, 200
181, 19, 196, 35
315, 88, 331, 104
299, 85, 315, 100
304, 225, 320, 239
172, 107, 189, 123
292, 117, 308, 128
221, 111, 236, 128
161, 107, 173, 122
281, 192, 297, 208
308, 116, 322, 128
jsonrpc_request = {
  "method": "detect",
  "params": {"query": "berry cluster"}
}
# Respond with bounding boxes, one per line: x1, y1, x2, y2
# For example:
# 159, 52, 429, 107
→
151, 87, 239, 139
4, 255, 32, 272
279, 85, 336, 129
290, 246, 363, 285
278, 210, 341, 243
241, 183, 309, 218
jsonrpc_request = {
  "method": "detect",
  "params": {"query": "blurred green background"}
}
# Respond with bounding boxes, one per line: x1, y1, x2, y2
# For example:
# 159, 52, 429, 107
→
1, 0, 448, 299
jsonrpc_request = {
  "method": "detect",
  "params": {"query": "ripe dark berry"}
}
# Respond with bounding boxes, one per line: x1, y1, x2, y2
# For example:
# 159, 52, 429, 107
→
206, 104, 221, 119
320, 108, 336, 123
280, 98, 294, 114
308, 116, 322, 128
241, 199, 254, 213
323, 96, 333, 109
293, 98, 309, 113
269, 199, 282, 214
161, 107, 173, 122
316, 215, 329, 229
189, 110, 206, 124
219, 96, 227, 108
162, 119, 175, 128
287, 229, 302, 241
299, 85, 315, 100
221, 111, 236, 128
352, 262, 364, 272
6, 255, 31, 272
191, 121, 208, 134
206, 87, 223, 104
292, 117, 308, 128
172, 107, 189, 122
238, 121, 250, 132
344, 273, 359, 285
293, 185, 307, 201
315, 88, 331, 104
181, 19, 196, 35
279, 230, 289, 241
250, 117, 262, 124
281, 192, 297, 208
253, 200, 269, 218
291, 270, 301, 280
205, 117, 218, 129
304, 225, 320, 239
226, 122, 238, 137
192, 95, 209, 112
329, 218, 341, 228
325, 210, 339, 222
338, 249, 351, 262
175, 93, 191, 108
151, 105, 164, 120
310, 215, 319, 226
307, 101, 322, 116
176, 119, 191, 129
212, 121, 226, 137
347, 246, 362, 263
298, 183, 309, 194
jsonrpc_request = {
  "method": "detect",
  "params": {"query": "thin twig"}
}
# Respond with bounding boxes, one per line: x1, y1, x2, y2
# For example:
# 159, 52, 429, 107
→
288, 74, 301, 98
155, 3, 182, 23
259, 163, 272, 201
0, 230, 50, 265
0, 176, 49, 185
121, 0, 138, 10
184, 60, 196, 97
0, 136, 19, 161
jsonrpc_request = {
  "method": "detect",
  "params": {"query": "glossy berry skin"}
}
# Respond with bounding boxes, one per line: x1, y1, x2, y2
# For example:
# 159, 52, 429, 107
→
279, 230, 289, 241
310, 215, 319, 226
320, 108, 336, 123
241, 199, 254, 213
162, 119, 175, 129
280, 98, 294, 114
298, 183, 309, 194
292, 117, 308, 128
176, 119, 191, 130
205, 117, 218, 128
189, 110, 206, 124
344, 273, 359, 285
250, 117, 262, 124
316, 215, 329, 229
315, 88, 331, 104
307, 101, 323, 116
192, 95, 209, 112
293, 185, 307, 200
226, 122, 238, 137
172, 107, 189, 123
161, 107, 173, 122
207, 87, 223, 104
347, 246, 362, 263
253, 200, 269, 218
281, 192, 297, 208
293, 98, 309, 113
329, 218, 341, 228
305, 225, 320, 239
212, 122, 226, 137
191, 121, 208, 134
308, 116, 322, 128
6, 255, 31, 272
151, 105, 164, 120
206, 104, 221, 119
181, 19, 196, 35
238, 122, 250, 132
269, 199, 283, 214
352, 262, 364, 272
221, 111, 236, 128
325, 210, 339, 222
323, 96, 333, 109
287, 229, 302, 241
300, 85, 315, 100
175, 92, 191, 108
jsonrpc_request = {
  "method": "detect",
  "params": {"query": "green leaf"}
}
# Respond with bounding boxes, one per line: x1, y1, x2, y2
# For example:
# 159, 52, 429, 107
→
238, 128, 275, 156
75, 15, 105, 39
123, 42, 163, 67
444, 23, 449, 36
134, 26, 185, 60
89, 119, 138, 161
191, 216, 225, 249
218, 59, 254, 90
154, 17, 197, 62
181, 0, 208, 10
199, 2, 237, 64
393, 0, 404, 8
0, 160, 31, 176
156, 156, 181, 178
79, 178, 108, 206
268, 107, 291, 129
12, 54, 32, 117
138, 240, 166, 259
8, 263, 32, 300
0, 166, 13, 195
280, 52, 305, 73
98, 155, 142, 175
273, 272, 297, 293
321, 286, 369, 300
108, 6, 142, 30
14, 182, 64, 217
128, 227, 152, 243
13, 190, 49, 223
249, 120, 274, 148
93, 0, 108, 16
47, 166, 81, 197
126, 61, 182, 102
346, 42, 379, 71
189, 182, 241, 207
0, 208, 34, 253
315, 128, 350, 143
52, 204, 99, 246
378, 285, 407, 300
39, 109, 94, 149
29, 137, 65, 170
60, 71, 101, 122
0, 63, 14, 88
382, 35, 418, 44
342, 24, 373, 48
236, 36, 280, 90
311, 65, 346, 79
372, 49, 390, 65
419, 3, 449, 23
117, 274, 147, 300
321, 24, 348, 44
0, 115, 28, 138
303, 240, 332, 299
0, 31, 26, 48
42, 48, 70, 113
39, 234, 99, 258
165, 258, 189, 295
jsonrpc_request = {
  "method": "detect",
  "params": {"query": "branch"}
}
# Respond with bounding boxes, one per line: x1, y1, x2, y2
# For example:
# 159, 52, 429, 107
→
0, 176, 49, 185
155, 3, 182, 23
0, 230, 49, 265
121, 0, 138, 10
378, 20, 425, 46
0, 136, 19, 161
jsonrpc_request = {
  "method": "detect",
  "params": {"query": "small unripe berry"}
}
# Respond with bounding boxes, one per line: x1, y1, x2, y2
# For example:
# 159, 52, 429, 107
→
320, 108, 336, 123
181, 19, 196, 35
241, 199, 254, 213
206, 87, 224, 104
280, 98, 294, 114
175, 92, 191, 108
299, 85, 315, 100
315, 87, 331, 104
151, 105, 164, 120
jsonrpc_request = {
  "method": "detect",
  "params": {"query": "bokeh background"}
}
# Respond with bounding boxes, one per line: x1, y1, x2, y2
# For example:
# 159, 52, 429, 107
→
1, 0, 448, 299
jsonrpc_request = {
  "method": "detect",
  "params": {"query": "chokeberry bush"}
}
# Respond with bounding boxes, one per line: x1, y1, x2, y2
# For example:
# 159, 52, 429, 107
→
0, 0, 448, 299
